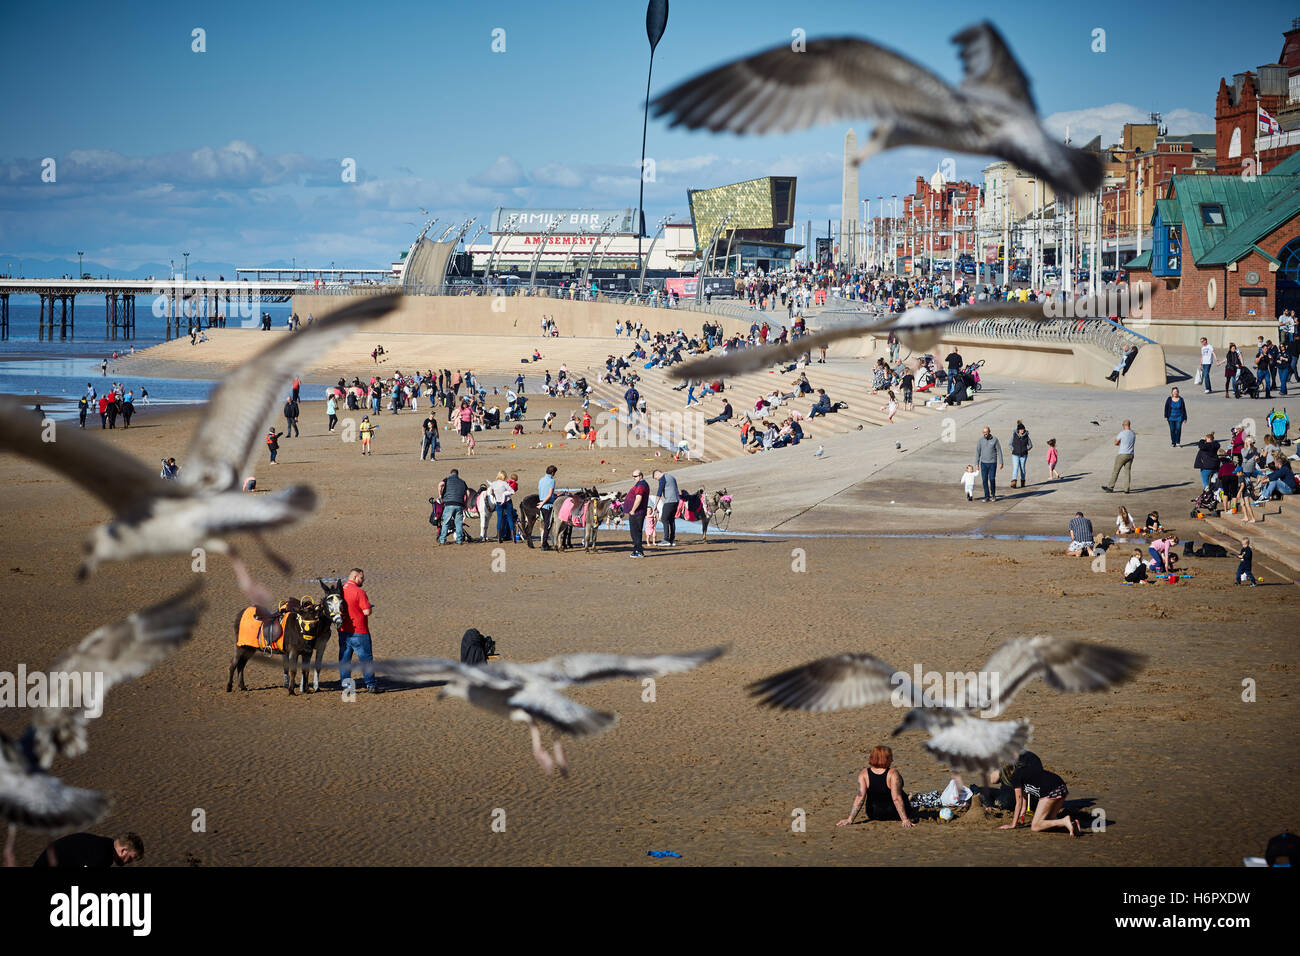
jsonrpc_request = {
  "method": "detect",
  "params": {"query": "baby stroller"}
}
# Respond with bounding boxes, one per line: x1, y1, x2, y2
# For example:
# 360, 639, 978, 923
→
506, 395, 528, 422
1267, 406, 1291, 446
1190, 474, 1223, 516
1233, 366, 1259, 399
964, 359, 986, 392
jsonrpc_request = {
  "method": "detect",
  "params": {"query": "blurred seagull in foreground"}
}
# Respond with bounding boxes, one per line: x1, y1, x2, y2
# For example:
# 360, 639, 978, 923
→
668, 301, 1048, 380
0, 293, 400, 606
652, 21, 1103, 198
290, 646, 726, 775
1, 588, 202, 865
748, 637, 1143, 773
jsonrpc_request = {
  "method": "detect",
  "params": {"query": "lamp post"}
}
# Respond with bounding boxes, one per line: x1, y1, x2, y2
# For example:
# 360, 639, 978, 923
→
636, 0, 669, 292
77, 251, 84, 279
183, 251, 190, 282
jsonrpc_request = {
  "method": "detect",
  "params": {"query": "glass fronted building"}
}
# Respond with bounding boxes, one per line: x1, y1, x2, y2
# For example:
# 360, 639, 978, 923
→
687, 176, 801, 272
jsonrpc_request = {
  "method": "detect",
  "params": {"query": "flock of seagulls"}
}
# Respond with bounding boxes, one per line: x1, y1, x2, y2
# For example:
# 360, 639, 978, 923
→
0, 21, 1143, 854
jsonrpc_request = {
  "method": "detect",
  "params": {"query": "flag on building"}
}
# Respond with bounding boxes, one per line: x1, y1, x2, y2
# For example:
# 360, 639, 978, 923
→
1259, 106, 1281, 136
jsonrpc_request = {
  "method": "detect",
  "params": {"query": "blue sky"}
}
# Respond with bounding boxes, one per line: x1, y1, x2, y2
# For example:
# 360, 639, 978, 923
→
1, 0, 1295, 273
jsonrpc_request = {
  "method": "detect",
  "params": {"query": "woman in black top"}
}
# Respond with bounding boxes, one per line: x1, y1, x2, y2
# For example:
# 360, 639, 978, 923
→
838, 745, 916, 827
997, 756, 1080, 835
1219, 344, 1242, 398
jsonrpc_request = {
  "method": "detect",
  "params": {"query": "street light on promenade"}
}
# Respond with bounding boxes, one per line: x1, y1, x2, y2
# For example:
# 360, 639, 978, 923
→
636, 0, 669, 292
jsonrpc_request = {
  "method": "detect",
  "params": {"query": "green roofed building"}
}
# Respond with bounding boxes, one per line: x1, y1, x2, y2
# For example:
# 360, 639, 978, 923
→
687, 176, 802, 273
1125, 155, 1300, 342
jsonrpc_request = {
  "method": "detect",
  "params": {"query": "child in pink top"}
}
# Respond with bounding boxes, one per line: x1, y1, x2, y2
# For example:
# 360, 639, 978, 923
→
1046, 438, 1060, 480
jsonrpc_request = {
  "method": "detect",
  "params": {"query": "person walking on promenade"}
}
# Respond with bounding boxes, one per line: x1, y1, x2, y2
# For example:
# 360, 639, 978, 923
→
1009, 421, 1032, 488
1163, 387, 1187, 447
1198, 337, 1215, 394
1102, 419, 1136, 494
974, 426, 1004, 501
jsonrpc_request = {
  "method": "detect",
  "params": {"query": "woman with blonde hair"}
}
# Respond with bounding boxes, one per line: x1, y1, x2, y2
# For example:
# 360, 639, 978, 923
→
1115, 505, 1137, 536
837, 745, 915, 828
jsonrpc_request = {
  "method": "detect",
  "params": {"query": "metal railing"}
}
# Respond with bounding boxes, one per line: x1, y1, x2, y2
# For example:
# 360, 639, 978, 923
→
942, 316, 1156, 353
293, 278, 779, 323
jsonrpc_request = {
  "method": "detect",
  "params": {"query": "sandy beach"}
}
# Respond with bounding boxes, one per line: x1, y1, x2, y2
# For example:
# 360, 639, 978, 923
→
1, 372, 1295, 867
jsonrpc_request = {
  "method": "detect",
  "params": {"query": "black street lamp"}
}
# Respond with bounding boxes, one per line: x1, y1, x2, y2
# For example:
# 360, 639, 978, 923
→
183, 251, 190, 281
77, 251, 84, 279
637, 0, 668, 292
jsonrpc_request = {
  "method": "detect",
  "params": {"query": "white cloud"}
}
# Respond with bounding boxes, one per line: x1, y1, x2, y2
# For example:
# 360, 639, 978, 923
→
470, 154, 526, 188
1043, 102, 1214, 146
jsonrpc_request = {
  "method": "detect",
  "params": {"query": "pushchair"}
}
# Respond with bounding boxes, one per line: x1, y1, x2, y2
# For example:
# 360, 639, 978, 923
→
1233, 366, 1259, 399
1267, 406, 1291, 445
1190, 473, 1224, 516
964, 359, 985, 392
506, 395, 527, 422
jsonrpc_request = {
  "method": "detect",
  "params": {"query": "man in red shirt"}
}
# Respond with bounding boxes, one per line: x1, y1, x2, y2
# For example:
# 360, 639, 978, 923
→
338, 568, 380, 693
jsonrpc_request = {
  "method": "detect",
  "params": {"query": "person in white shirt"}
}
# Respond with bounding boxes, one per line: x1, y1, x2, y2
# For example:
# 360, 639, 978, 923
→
1199, 338, 1216, 394
489, 471, 515, 543
960, 465, 978, 501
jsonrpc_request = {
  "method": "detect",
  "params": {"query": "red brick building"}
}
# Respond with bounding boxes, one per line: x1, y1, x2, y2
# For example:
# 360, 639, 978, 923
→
898, 173, 982, 267
1215, 19, 1300, 176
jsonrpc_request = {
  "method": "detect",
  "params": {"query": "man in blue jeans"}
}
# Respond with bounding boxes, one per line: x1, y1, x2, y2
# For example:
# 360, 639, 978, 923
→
974, 426, 1004, 501
438, 469, 470, 544
338, 568, 380, 693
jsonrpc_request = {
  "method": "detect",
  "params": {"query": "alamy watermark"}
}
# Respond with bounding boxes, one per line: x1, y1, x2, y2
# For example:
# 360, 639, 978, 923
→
0, 666, 105, 717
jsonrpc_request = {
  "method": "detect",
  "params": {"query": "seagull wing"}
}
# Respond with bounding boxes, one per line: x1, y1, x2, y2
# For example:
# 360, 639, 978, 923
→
0, 397, 187, 514
0, 746, 110, 830
922, 713, 1031, 773
525, 646, 726, 687
651, 37, 968, 136
748, 653, 906, 712
668, 302, 1049, 380
183, 292, 401, 491
505, 683, 619, 737
979, 636, 1145, 717
27, 587, 204, 769
951, 21, 1034, 109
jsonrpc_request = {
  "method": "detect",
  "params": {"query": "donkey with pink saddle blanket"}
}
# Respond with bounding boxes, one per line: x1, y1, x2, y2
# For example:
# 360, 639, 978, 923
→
554, 488, 619, 552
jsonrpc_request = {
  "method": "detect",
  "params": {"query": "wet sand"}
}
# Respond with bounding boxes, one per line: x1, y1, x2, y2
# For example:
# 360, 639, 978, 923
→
2, 389, 1295, 867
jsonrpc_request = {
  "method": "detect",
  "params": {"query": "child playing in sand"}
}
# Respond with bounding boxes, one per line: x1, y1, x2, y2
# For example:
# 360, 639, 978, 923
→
359, 416, 375, 456
1235, 538, 1257, 586
882, 390, 898, 423
1116, 505, 1137, 535
1123, 549, 1150, 583
465, 430, 476, 456
265, 428, 282, 464
1143, 510, 1164, 534
587, 425, 598, 449
1046, 438, 1060, 480
961, 464, 978, 501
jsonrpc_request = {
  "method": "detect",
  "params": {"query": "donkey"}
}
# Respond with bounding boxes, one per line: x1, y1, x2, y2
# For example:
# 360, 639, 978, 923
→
678, 487, 714, 540
227, 603, 288, 692
555, 488, 618, 552
517, 493, 542, 548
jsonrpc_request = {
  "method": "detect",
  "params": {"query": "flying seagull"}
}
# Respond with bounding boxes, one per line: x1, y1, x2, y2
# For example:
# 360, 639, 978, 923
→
748, 637, 1143, 773
281, 646, 726, 775
652, 21, 1103, 198
668, 301, 1048, 380
1, 587, 203, 865
0, 292, 400, 606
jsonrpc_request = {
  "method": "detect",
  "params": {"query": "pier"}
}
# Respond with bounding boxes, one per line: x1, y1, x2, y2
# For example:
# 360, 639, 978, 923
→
0, 278, 312, 341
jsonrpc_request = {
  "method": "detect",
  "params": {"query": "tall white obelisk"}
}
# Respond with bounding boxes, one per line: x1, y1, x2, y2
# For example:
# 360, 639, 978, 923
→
840, 129, 860, 268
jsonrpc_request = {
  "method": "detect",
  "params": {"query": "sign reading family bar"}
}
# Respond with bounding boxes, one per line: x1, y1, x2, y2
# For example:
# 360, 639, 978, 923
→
490, 208, 641, 235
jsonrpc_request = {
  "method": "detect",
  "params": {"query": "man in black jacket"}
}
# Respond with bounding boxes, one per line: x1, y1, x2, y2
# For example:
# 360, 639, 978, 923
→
283, 394, 300, 438
33, 832, 143, 867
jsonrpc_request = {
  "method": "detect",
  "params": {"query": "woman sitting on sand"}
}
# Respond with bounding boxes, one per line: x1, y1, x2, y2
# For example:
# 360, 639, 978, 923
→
996, 756, 1081, 836
837, 745, 916, 828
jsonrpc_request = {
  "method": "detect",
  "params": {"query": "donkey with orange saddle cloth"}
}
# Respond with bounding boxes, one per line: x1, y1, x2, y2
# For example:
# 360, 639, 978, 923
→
226, 586, 338, 694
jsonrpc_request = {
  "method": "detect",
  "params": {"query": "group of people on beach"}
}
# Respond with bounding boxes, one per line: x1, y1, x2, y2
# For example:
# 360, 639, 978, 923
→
78, 380, 145, 429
